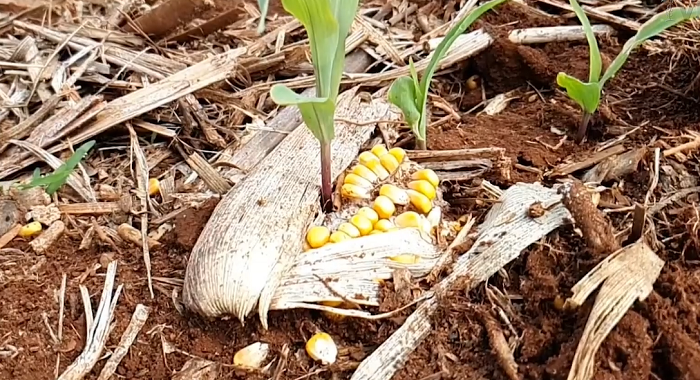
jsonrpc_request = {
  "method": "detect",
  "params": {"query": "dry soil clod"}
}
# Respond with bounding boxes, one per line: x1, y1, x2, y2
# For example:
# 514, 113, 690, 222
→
561, 180, 620, 255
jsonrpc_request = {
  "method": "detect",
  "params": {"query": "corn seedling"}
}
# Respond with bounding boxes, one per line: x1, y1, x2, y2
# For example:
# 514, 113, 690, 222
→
557, 0, 700, 143
387, 0, 510, 150
17, 140, 95, 195
270, 0, 360, 213
256, 0, 270, 34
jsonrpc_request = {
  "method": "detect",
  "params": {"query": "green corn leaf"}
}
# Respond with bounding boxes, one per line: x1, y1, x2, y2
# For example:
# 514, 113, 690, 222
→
328, 0, 359, 103
556, 73, 601, 114
414, 0, 511, 140
388, 76, 421, 135
600, 6, 700, 87
256, 0, 270, 34
568, 0, 602, 82
270, 84, 335, 142
408, 57, 419, 90
18, 140, 95, 194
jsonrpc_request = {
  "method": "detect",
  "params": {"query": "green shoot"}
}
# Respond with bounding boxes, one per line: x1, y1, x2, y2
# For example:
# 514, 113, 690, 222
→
269, 0, 359, 213
557, 0, 700, 143
17, 140, 95, 195
388, 0, 511, 150
257, 0, 270, 34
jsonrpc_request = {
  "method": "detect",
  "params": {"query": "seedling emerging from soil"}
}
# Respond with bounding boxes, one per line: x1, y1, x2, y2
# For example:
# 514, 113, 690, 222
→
558, 0, 700, 143
387, 0, 510, 150
17, 140, 95, 195
270, 0, 359, 213
256, 0, 269, 34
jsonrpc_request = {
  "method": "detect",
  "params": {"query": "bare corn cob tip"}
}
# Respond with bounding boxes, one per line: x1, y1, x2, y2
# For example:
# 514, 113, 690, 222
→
306, 226, 330, 249
18, 221, 42, 238
306, 332, 337, 365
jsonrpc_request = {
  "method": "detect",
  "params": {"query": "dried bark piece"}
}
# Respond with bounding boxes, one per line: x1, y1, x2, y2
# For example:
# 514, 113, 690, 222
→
10, 187, 50, 211
30, 220, 65, 253
117, 223, 160, 249
581, 148, 646, 183
561, 180, 620, 255
29, 204, 61, 225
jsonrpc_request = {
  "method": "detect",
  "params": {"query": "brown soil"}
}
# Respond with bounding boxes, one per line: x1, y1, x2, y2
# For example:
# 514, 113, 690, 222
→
3, 2, 700, 380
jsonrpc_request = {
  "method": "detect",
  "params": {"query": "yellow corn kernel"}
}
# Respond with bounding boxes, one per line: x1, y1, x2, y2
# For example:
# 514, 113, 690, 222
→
411, 169, 440, 188
369, 230, 383, 235
350, 215, 373, 236
373, 195, 396, 219
407, 190, 432, 214
306, 226, 330, 248
338, 222, 361, 238
148, 178, 160, 196
371, 144, 388, 157
351, 165, 378, 183
365, 160, 390, 180
233, 342, 269, 369
389, 254, 421, 264
395, 211, 422, 228
379, 184, 409, 205
356, 207, 379, 225
329, 231, 351, 243
306, 332, 337, 365
373, 219, 395, 232
388, 147, 406, 163
344, 173, 373, 189
321, 301, 347, 321
408, 180, 436, 200
341, 184, 371, 199
18, 221, 42, 238
379, 153, 400, 174
358, 151, 380, 166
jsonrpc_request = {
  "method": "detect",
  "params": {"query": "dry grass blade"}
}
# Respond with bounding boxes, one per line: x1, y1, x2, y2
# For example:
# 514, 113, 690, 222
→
58, 202, 122, 214
127, 124, 154, 299
508, 24, 615, 44
350, 182, 570, 380
183, 150, 231, 194
9, 139, 96, 202
564, 241, 664, 380
0, 46, 246, 180
58, 261, 122, 380
96, 304, 150, 380
0, 94, 60, 153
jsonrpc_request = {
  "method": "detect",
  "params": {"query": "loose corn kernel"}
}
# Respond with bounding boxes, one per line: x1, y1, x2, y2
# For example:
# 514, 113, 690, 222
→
329, 231, 352, 243
411, 169, 440, 188
321, 301, 347, 321
350, 214, 373, 236
338, 222, 361, 238
467, 75, 479, 90
395, 211, 422, 228
306, 226, 330, 248
356, 207, 379, 225
389, 254, 421, 264
373, 195, 396, 219
373, 219, 395, 232
369, 230, 383, 235
388, 147, 406, 163
148, 178, 160, 196
427, 207, 442, 228
379, 184, 409, 205
358, 151, 380, 166
233, 342, 269, 369
351, 165, 378, 183
18, 221, 42, 238
344, 173, 373, 189
306, 332, 337, 365
365, 160, 390, 180
379, 153, 400, 174
408, 180, 436, 200
341, 184, 371, 199
407, 190, 432, 214
371, 144, 388, 157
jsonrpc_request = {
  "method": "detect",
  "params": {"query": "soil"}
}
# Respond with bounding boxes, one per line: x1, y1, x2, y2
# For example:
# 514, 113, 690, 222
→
3, 1, 700, 380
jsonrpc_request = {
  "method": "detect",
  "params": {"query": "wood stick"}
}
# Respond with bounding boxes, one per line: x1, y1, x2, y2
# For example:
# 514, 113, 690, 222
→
96, 304, 150, 380
509, 24, 615, 44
